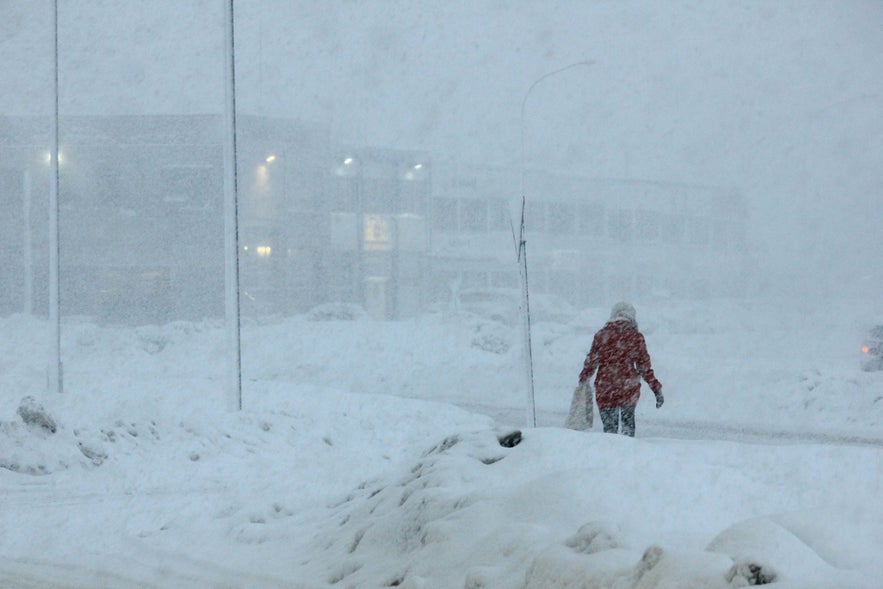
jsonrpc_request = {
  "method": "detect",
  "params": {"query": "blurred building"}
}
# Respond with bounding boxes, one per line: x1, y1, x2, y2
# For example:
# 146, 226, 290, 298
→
0, 114, 331, 322
0, 114, 746, 324
327, 146, 430, 319
0, 114, 433, 322
429, 162, 748, 307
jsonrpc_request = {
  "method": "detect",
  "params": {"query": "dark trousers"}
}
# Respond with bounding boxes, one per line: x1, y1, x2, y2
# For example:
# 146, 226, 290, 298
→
599, 405, 636, 437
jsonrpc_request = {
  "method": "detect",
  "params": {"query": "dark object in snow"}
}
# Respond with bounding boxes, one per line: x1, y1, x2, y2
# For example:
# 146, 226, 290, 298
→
860, 324, 883, 371
565, 521, 621, 554
423, 434, 461, 456
726, 560, 777, 585
633, 545, 664, 580
497, 430, 522, 448
77, 441, 107, 466
17, 396, 57, 433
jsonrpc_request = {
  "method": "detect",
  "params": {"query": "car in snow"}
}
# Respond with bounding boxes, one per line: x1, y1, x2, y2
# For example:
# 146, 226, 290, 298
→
860, 325, 883, 371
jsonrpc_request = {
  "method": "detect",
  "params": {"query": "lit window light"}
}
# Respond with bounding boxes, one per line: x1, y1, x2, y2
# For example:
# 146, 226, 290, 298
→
44, 151, 65, 165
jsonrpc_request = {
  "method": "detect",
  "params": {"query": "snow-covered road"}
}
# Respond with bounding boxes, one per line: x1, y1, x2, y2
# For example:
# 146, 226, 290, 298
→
467, 403, 883, 448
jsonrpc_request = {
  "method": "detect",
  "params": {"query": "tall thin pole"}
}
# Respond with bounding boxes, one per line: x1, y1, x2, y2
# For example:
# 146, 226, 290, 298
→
223, 0, 242, 411
48, 0, 62, 394
515, 196, 536, 428
23, 169, 33, 315
518, 60, 593, 427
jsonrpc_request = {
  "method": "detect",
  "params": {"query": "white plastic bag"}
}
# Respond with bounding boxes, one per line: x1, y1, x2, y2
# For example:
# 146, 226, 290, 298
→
565, 381, 594, 431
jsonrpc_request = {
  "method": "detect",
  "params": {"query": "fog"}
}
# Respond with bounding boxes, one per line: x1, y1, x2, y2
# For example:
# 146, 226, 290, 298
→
2, 5, 883, 584
1, 1, 881, 326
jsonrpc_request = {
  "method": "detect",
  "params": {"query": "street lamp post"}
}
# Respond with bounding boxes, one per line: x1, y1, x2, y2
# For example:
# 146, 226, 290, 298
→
518, 60, 594, 428
23, 169, 33, 315
223, 0, 242, 411
48, 0, 62, 394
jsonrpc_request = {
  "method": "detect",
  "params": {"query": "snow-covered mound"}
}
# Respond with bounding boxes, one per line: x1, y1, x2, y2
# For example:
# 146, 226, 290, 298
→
294, 427, 880, 588
2, 299, 882, 587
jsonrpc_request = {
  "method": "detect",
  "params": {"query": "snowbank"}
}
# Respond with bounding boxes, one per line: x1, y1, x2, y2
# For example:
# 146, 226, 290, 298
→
2, 299, 882, 587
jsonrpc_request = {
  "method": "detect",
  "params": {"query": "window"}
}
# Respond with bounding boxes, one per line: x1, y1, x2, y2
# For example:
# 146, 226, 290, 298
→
578, 201, 604, 236
160, 165, 217, 210
490, 270, 519, 289
488, 198, 510, 231
432, 197, 457, 231
460, 198, 487, 232
363, 214, 392, 251
548, 201, 576, 234
95, 171, 126, 207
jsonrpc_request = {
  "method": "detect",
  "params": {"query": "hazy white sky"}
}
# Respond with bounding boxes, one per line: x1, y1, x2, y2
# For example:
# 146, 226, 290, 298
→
2, 0, 881, 292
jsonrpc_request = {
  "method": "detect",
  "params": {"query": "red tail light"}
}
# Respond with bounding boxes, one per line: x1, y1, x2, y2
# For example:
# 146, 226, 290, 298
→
862, 345, 870, 354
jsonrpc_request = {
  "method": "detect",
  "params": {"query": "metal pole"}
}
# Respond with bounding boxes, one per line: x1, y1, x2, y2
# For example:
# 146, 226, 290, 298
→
23, 169, 33, 315
515, 197, 536, 428
48, 0, 62, 394
518, 60, 593, 427
223, 0, 242, 411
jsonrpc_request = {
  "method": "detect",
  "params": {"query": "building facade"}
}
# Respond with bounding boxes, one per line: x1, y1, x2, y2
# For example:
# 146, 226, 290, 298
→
0, 114, 745, 324
429, 163, 748, 307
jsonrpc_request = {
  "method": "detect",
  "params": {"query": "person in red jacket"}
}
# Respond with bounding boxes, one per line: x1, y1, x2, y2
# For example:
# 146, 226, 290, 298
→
578, 302, 663, 436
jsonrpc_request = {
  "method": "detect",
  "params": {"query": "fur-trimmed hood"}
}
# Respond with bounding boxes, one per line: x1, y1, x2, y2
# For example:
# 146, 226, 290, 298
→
609, 301, 637, 327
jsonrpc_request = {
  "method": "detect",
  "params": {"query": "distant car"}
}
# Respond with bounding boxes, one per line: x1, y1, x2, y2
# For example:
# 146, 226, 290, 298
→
861, 325, 883, 371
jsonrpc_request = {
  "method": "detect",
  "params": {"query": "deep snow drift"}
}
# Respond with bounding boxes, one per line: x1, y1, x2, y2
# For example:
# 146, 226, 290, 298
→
1, 298, 882, 588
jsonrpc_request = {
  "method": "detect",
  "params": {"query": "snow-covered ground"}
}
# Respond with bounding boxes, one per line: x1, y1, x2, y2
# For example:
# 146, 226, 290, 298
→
1, 298, 882, 588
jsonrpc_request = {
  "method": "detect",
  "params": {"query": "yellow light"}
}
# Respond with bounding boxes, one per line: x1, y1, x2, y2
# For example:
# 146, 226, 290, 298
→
255, 165, 269, 190
44, 151, 64, 165
265, 155, 276, 163
363, 215, 391, 251
256, 246, 272, 257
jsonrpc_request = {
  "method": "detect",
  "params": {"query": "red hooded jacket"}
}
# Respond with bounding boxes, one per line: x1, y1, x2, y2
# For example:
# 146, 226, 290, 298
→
579, 318, 662, 409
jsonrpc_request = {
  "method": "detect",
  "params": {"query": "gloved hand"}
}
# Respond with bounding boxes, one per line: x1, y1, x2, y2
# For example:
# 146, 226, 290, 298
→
655, 391, 664, 408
